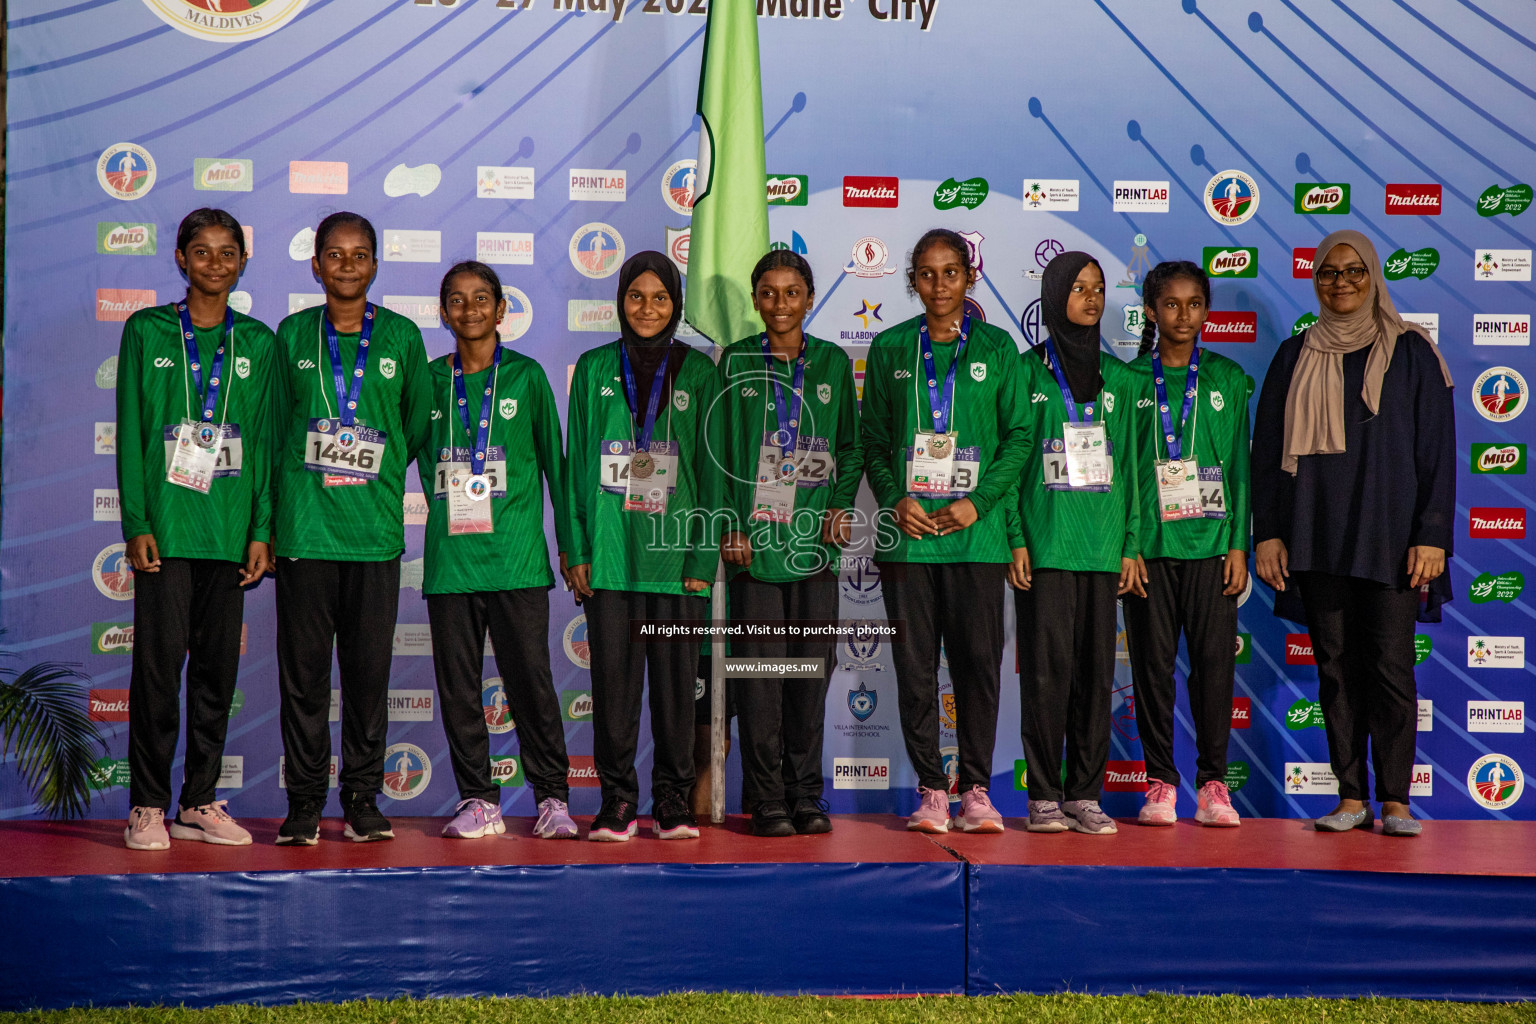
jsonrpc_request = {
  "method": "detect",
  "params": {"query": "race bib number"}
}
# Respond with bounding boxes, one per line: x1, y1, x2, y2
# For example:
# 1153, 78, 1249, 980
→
1199, 465, 1228, 520
432, 446, 508, 500
599, 438, 679, 514
306, 418, 386, 487
163, 422, 242, 493
1042, 437, 1114, 493
1156, 457, 1203, 522
906, 432, 978, 498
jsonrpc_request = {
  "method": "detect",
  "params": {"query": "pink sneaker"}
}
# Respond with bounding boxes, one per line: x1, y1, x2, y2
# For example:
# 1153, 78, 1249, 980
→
1196, 780, 1241, 827
124, 806, 170, 851
442, 798, 506, 838
906, 785, 950, 834
952, 785, 1005, 833
1138, 780, 1178, 826
170, 801, 253, 846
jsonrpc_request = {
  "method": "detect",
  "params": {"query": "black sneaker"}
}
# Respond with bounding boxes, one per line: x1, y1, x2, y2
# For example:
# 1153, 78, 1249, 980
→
752, 799, 796, 837
276, 797, 325, 846
588, 795, 638, 842
792, 796, 833, 835
341, 790, 394, 842
652, 789, 700, 840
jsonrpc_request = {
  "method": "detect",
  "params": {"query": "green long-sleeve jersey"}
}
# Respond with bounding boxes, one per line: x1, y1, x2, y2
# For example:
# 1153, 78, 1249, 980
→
1013, 348, 1142, 573
115, 303, 276, 561
718, 334, 862, 582
271, 303, 431, 561
1127, 349, 1254, 560
414, 347, 571, 595
563, 340, 723, 595
860, 316, 1030, 564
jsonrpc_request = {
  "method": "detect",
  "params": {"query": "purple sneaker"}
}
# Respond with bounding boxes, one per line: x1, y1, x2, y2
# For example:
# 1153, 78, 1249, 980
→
534, 797, 579, 839
442, 798, 506, 839
1062, 799, 1118, 835
907, 785, 950, 834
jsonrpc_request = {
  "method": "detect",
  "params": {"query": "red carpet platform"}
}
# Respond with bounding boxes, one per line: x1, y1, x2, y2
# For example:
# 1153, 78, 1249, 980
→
1, 816, 1533, 1007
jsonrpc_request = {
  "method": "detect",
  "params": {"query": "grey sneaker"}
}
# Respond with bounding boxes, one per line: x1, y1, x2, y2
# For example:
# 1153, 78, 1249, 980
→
1062, 799, 1118, 835
1026, 800, 1069, 833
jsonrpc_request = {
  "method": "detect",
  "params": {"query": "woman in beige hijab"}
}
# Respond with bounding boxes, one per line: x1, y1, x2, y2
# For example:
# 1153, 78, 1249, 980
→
1251, 229, 1454, 839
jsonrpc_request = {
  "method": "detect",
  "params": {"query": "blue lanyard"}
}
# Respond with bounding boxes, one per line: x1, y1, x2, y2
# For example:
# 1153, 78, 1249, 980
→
759, 333, 806, 458
619, 341, 671, 452
323, 304, 375, 428
1042, 337, 1098, 424
453, 348, 500, 477
176, 302, 232, 423
1151, 345, 1200, 462
919, 313, 971, 434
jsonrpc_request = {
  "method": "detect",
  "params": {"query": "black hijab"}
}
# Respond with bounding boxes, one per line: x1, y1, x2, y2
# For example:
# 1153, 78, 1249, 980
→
1040, 250, 1105, 404
616, 250, 686, 422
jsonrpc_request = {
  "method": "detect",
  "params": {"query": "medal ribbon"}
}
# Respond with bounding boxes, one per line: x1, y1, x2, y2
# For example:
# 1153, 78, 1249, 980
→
1042, 336, 1098, 424
323, 303, 375, 428
619, 341, 671, 456
1151, 344, 1200, 463
453, 348, 500, 477
176, 302, 233, 423
759, 333, 806, 461
920, 313, 971, 435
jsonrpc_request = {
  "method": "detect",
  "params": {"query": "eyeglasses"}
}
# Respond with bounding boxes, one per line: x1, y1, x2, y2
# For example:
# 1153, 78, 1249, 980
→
1315, 266, 1369, 285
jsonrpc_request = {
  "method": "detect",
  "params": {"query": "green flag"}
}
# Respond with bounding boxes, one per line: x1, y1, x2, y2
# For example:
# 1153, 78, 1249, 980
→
684, 1, 769, 348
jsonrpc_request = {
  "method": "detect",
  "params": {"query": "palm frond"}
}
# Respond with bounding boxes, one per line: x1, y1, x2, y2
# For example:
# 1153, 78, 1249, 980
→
0, 662, 106, 819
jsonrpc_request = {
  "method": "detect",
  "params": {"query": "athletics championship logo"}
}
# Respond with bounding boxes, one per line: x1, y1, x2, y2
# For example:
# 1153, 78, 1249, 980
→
1203, 170, 1259, 226
140, 0, 309, 42
1474, 367, 1528, 422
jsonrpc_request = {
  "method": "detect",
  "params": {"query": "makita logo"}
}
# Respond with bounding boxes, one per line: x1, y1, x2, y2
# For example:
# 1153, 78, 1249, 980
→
96, 289, 156, 321
1293, 248, 1316, 278
1103, 760, 1149, 791
1285, 633, 1316, 664
566, 756, 601, 788
88, 689, 130, 721
1479, 446, 1523, 471
1385, 184, 1441, 215
1470, 507, 1526, 538
843, 176, 899, 208
1203, 311, 1258, 341
1231, 698, 1251, 728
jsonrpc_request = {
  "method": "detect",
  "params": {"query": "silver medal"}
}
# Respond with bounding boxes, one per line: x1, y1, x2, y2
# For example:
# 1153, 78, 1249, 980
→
631, 451, 655, 479
928, 432, 954, 460
464, 474, 491, 502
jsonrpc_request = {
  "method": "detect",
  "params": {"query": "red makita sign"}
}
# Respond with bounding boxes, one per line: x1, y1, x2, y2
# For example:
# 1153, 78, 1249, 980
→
566, 755, 601, 788
1231, 697, 1251, 729
1285, 634, 1316, 665
842, 176, 899, 208
88, 688, 130, 721
1203, 311, 1257, 342
1103, 760, 1149, 792
1384, 184, 1442, 215
1470, 507, 1526, 538
1293, 248, 1316, 278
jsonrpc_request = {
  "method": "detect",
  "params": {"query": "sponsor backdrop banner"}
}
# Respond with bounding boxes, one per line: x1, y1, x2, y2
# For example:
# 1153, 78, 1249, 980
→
2, 0, 1532, 821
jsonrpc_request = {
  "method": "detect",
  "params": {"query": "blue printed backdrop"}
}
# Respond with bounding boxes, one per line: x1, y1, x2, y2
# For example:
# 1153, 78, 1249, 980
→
3, 0, 1533, 822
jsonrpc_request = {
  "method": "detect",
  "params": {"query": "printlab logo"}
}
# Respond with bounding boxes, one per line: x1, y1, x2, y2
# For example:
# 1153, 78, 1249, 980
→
832, 757, 890, 790
848, 681, 878, 721
97, 143, 156, 200
1472, 443, 1526, 474
1473, 316, 1530, 347
1112, 180, 1169, 213
1467, 701, 1524, 734
140, 0, 309, 41
482, 678, 515, 734
381, 743, 431, 800
1467, 754, 1523, 810
1473, 367, 1527, 422
569, 169, 627, 203
1204, 171, 1259, 226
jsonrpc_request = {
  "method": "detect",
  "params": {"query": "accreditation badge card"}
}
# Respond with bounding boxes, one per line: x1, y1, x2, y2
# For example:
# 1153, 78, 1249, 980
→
164, 421, 242, 493
434, 444, 507, 535
306, 417, 387, 487
1156, 457, 1203, 521
599, 438, 679, 514
1063, 422, 1110, 488
907, 431, 979, 497
1041, 435, 1114, 492
751, 434, 836, 523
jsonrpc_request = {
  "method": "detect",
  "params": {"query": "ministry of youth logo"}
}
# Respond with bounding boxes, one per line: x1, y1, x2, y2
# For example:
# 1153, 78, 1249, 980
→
140, 0, 310, 42
848, 681, 877, 722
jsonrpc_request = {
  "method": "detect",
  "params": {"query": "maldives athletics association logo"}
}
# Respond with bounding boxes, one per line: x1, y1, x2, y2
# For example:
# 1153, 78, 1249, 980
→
1474, 366, 1528, 422
569, 223, 624, 279
97, 144, 156, 201
382, 743, 431, 800
1467, 753, 1523, 810
93, 544, 135, 601
140, 0, 309, 42
1203, 170, 1259, 226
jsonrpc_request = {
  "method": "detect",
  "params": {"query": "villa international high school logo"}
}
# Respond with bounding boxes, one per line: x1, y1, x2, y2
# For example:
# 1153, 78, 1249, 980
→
140, 0, 309, 42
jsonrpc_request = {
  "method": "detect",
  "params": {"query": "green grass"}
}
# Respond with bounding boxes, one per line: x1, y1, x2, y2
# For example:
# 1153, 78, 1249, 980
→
3, 994, 1533, 1024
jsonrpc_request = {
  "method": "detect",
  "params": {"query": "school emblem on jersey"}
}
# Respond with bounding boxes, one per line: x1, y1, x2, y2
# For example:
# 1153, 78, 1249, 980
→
139, 0, 309, 42
235, 356, 251, 379
379, 358, 397, 380
97, 144, 156, 201
817, 383, 832, 404
500, 398, 517, 420
970, 361, 987, 382
1210, 389, 1224, 411
1104, 391, 1116, 413
673, 390, 690, 412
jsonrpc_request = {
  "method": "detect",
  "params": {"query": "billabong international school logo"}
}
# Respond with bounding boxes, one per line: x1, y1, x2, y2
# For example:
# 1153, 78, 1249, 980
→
1203, 171, 1258, 226
140, 0, 309, 42
570, 223, 624, 279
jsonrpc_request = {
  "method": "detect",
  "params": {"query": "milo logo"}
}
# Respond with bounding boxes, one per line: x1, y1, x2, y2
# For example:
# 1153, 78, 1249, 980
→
1294, 183, 1350, 213
765, 174, 808, 206
97, 222, 156, 256
1473, 443, 1526, 474
490, 755, 524, 788
1203, 246, 1257, 278
561, 689, 594, 721
91, 622, 134, 654
194, 158, 253, 192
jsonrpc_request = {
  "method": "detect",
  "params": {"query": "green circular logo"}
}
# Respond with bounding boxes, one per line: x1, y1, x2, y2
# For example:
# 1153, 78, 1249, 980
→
1224, 761, 1251, 793
1414, 635, 1432, 666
